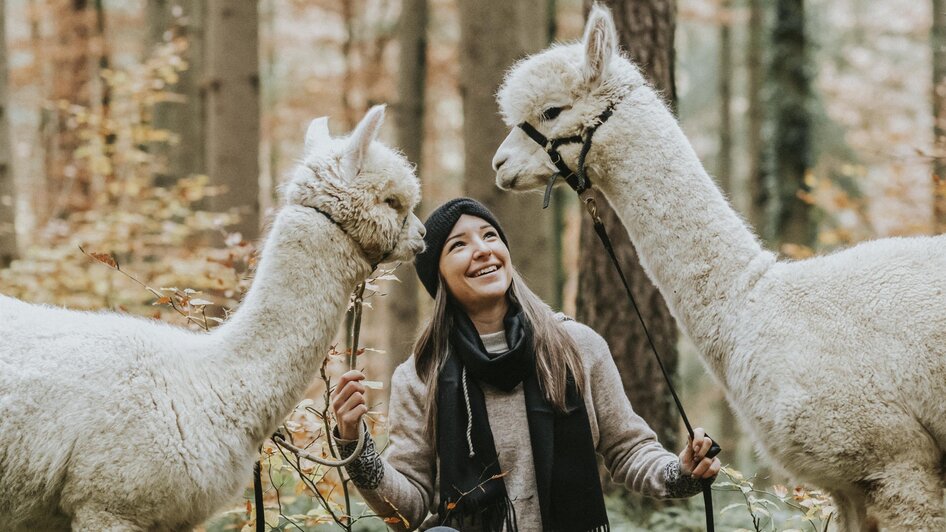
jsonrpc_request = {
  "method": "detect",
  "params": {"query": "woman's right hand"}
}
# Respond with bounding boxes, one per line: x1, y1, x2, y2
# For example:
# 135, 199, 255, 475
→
331, 370, 368, 440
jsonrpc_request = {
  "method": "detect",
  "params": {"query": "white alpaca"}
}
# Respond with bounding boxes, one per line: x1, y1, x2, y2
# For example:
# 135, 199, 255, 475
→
0, 106, 424, 531
491, 7, 946, 531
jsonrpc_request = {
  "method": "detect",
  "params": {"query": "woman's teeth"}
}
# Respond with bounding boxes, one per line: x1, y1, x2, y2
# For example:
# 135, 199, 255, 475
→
473, 265, 499, 277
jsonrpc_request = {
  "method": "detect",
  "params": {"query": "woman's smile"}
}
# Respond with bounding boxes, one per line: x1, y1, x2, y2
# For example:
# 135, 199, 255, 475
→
439, 214, 513, 315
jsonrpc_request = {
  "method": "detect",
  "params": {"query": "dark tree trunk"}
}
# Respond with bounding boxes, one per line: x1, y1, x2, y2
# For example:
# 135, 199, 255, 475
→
387, 0, 428, 363
578, 0, 680, 453
933, 0, 946, 233
0, 0, 16, 267
717, 0, 732, 193
206, 0, 259, 241
457, 0, 557, 304
769, 0, 814, 248
746, 0, 768, 234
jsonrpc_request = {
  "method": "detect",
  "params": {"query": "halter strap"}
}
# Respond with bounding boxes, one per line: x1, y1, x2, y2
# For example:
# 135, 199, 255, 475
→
310, 205, 408, 270
517, 105, 615, 205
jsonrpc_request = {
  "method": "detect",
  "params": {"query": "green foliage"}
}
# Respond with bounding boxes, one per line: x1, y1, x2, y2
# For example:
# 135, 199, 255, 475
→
607, 467, 835, 532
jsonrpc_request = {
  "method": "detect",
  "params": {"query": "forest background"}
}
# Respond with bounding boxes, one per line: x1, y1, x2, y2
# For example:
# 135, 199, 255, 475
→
0, 0, 940, 530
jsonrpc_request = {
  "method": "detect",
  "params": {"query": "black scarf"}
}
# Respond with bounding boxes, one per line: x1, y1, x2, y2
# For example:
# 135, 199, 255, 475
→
437, 304, 609, 531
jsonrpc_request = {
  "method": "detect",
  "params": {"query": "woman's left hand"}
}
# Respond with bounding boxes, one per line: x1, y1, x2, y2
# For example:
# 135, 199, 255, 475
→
678, 427, 721, 479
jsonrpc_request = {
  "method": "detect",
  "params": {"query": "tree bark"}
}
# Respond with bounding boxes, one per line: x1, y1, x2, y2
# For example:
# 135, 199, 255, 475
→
206, 0, 259, 240
387, 0, 428, 363
933, 0, 946, 233
769, 0, 814, 248
717, 0, 732, 193
0, 0, 17, 267
46, 0, 94, 218
579, 0, 680, 453
148, 0, 206, 186
746, 0, 767, 234
457, 0, 557, 304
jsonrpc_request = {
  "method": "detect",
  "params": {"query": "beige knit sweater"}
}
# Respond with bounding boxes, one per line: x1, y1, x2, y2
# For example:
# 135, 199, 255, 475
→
337, 318, 705, 531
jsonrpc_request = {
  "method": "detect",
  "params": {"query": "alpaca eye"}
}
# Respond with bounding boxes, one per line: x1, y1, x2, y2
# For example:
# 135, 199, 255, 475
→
541, 106, 564, 121
385, 196, 402, 210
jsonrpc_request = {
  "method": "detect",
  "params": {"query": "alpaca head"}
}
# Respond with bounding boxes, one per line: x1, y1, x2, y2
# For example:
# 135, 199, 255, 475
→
284, 105, 425, 265
492, 4, 644, 192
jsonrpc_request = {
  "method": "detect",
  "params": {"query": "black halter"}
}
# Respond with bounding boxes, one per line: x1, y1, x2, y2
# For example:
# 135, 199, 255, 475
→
517, 102, 722, 532
517, 105, 614, 207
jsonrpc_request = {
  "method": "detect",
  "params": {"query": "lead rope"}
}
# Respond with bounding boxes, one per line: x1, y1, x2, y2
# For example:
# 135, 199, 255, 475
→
579, 191, 718, 531
518, 107, 719, 531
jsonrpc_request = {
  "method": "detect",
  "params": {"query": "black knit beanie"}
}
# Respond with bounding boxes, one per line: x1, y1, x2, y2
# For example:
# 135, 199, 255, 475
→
414, 197, 509, 298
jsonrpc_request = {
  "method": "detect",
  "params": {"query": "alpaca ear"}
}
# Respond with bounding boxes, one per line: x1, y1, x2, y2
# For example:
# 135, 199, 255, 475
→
582, 4, 617, 86
304, 117, 331, 153
345, 104, 386, 174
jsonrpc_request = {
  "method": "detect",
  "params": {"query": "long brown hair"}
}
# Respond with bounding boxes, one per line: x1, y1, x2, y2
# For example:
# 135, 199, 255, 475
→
413, 267, 585, 438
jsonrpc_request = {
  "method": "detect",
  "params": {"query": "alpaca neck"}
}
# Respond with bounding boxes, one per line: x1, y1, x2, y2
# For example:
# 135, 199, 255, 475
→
591, 87, 775, 376
209, 206, 371, 445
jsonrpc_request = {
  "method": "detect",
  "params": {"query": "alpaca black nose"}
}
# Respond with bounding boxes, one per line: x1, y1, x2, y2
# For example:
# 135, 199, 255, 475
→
493, 157, 507, 171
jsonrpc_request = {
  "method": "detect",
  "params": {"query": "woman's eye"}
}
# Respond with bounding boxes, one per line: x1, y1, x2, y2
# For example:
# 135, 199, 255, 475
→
541, 106, 564, 121
449, 241, 464, 251
484, 231, 498, 239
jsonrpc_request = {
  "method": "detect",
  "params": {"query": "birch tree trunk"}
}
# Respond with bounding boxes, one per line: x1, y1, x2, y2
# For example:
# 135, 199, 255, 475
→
0, 0, 16, 267
578, 0, 680, 453
206, 0, 259, 240
457, 0, 557, 304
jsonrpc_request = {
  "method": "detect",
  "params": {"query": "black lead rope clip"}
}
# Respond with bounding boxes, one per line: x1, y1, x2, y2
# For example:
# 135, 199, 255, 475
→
542, 173, 561, 209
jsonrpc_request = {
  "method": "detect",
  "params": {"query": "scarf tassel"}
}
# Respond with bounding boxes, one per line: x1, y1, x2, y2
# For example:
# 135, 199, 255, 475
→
440, 494, 518, 532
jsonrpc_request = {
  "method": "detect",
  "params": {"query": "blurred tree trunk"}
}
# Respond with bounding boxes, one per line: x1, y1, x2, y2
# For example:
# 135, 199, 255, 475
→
717, 0, 732, 193
206, 0, 259, 240
578, 0, 680, 453
457, 0, 557, 304
387, 0, 428, 363
746, 0, 767, 234
769, 0, 814, 248
933, 0, 946, 233
0, 0, 17, 267
46, 0, 94, 218
148, 0, 206, 186
548, 0, 570, 312
89, 0, 111, 205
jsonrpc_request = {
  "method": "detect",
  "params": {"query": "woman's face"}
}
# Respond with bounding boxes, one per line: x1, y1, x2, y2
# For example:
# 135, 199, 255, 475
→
439, 214, 513, 313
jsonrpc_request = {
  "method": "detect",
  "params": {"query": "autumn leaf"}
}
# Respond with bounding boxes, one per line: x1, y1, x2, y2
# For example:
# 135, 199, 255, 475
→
153, 296, 172, 306
80, 246, 119, 269
446, 502, 457, 510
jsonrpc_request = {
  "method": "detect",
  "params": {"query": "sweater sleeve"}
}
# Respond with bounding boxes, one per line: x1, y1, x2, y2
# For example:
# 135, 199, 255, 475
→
572, 321, 707, 499
334, 359, 436, 531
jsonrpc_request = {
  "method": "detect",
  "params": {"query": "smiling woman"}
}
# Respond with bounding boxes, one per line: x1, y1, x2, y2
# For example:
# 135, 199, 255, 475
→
329, 197, 720, 532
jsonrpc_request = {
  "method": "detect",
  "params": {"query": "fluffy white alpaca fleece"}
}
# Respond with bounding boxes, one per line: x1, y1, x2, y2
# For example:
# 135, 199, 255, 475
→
0, 105, 424, 531
493, 7, 946, 531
